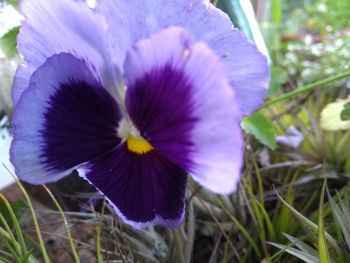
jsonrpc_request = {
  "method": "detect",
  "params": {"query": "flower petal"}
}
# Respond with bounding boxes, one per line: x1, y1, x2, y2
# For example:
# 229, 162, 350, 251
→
97, 0, 269, 115
11, 53, 121, 184
13, 0, 115, 105
79, 143, 187, 229
124, 27, 243, 194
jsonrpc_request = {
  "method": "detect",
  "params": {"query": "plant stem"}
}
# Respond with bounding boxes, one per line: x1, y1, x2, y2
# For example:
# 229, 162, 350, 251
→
43, 186, 80, 263
263, 69, 350, 107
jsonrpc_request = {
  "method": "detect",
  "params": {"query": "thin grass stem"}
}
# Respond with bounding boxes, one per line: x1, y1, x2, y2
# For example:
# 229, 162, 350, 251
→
263, 70, 350, 107
3, 166, 51, 263
215, 197, 261, 258
42, 185, 80, 263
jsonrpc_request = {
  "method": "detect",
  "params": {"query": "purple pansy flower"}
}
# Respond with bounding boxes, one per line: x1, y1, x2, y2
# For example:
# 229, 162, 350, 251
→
10, 0, 269, 228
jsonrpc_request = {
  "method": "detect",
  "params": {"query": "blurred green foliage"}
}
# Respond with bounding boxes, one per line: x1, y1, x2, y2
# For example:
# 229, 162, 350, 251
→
340, 103, 350, 121
0, 26, 19, 58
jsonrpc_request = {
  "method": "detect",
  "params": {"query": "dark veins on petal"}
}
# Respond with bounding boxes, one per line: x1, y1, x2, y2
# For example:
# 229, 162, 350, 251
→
85, 143, 188, 223
40, 79, 121, 171
126, 63, 198, 170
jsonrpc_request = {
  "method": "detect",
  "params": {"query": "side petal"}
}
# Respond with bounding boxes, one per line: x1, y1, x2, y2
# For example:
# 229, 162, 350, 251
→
14, 0, 115, 105
79, 143, 187, 229
124, 27, 243, 194
97, 0, 269, 115
11, 53, 121, 184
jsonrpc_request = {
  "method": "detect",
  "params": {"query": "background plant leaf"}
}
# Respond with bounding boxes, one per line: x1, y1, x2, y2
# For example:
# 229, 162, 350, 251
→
340, 102, 350, 121
0, 26, 20, 58
241, 112, 276, 150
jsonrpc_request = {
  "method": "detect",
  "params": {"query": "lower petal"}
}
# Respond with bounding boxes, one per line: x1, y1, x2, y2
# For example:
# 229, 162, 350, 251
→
11, 53, 121, 184
79, 143, 187, 229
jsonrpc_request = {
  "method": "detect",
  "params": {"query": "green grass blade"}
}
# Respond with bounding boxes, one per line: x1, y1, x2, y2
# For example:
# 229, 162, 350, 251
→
0, 254, 13, 263
0, 193, 27, 256
269, 242, 320, 263
327, 189, 350, 252
215, 197, 261, 258
0, 229, 21, 262
263, 69, 350, 107
284, 233, 318, 258
243, 179, 266, 240
4, 167, 51, 263
173, 229, 186, 263
255, 201, 276, 241
275, 189, 341, 254
273, 178, 298, 241
0, 211, 22, 257
318, 181, 330, 263
0, 249, 13, 258
42, 185, 79, 263
184, 201, 195, 263
95, 202, 105, 263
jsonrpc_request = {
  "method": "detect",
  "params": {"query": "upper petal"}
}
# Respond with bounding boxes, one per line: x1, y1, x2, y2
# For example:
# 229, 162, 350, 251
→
11, 53, 121, 184
97, 0, 269, 115
13, 0, 115, 105
124, 27, 243, 194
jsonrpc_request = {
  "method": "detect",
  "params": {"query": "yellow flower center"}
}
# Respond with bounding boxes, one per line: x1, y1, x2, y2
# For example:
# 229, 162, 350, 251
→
126, 135, 154, 154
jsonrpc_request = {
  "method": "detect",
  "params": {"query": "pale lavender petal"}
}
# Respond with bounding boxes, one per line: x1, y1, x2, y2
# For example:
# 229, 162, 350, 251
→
98, 0, 269, 115
11, 53, 121, 184
79, 143, 187, 229
125, 27, 243, 194
276, 126, 304, 148
12, 65, 31, 106
13, 0, 115, 105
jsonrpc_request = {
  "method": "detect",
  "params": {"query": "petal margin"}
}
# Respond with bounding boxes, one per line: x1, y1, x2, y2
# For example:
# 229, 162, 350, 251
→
124, 27, 243, 194
11, 53, 121, 184
79, 143, 187, 229
14, 0, 115, 105
97, 0, 269, 116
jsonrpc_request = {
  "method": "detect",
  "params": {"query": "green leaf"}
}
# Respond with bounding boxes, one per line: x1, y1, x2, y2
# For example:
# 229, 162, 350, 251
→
216, 0, 254, 41
241, 112, 276, 150
318, 181, 330, 263
267, 66, 288, 96
340, 102, 350, 121
0, 26, 20, 58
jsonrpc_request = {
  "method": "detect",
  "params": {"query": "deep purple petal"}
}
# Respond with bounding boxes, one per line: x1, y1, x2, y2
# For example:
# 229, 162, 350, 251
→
13, 0, 115, 105
79, 143, 187, 229
124, 27, 243, 194
11, 53, 121, 184
97, 0, 269, 116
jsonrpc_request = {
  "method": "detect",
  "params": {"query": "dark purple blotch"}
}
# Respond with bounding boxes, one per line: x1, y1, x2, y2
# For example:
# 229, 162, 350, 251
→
126, 63, 198, 171
40, 79, 121, 171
